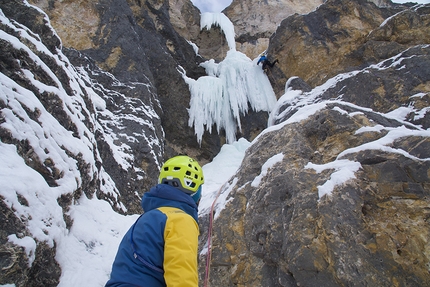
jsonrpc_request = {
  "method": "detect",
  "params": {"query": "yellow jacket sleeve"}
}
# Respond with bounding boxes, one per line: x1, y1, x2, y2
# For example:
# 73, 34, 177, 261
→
159, 207, 200, 287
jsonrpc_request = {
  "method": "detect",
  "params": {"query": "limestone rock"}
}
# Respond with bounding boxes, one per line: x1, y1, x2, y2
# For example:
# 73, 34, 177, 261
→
268, 0, 386, 93
194, 25, 231, 62
219, 0, 401, 60
168, 0, 201, 41
268, 0, 429, 95
274, 46, 430, 129
363, 4, 430, 62
28, 0, 222, 163
0, 1, 164, 283
24, 0, 99, 50
0, 200, 37, 286
205, 110, 430, 286
225, 0, 323, 37
63, 48, 165, 213
223, 0, 324, 58
201, 46, 430, 285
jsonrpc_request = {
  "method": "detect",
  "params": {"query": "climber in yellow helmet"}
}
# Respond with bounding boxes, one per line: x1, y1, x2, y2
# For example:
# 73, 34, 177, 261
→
106, 155, 204, 287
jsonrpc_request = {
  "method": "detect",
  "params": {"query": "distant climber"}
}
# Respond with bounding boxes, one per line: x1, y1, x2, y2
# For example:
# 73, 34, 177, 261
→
257, 53, 278, 71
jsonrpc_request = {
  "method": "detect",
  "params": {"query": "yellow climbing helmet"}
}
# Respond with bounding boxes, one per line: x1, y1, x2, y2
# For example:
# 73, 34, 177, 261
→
158, 155, 204, 194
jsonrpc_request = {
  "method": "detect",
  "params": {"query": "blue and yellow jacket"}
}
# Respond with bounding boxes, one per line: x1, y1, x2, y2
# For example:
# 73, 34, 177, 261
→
105, 184, 199, 287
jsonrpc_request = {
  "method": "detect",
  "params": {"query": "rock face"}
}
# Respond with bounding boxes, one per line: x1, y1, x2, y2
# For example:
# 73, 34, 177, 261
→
222, 0, 406, 60
202, 45, 430, 286
268, 0, 428, 95
0, 0, 164, 284
223, 0, 324, 58
0, 0, 170, 212
28, 0, 223, 163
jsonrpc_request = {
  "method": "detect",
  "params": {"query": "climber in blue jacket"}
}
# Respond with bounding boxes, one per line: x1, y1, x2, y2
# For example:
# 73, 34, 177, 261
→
257, 53, 278, 71
105, 155, 204, 287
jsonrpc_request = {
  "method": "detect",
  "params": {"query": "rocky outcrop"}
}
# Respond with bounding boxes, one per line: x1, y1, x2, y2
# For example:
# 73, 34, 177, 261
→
273, 46, 430, 129
364, 3, 430, 61
0, 0, 169, 212
168, 0, 201, 40
28, 0, 223, 163
1, 225, 61, 286
63, 48, 165, 210
201, 45, 430, 286
0, 0, 166, 284
221, 0, 408, 60
223, 0, 324, 58
194, 24, 231, 62
268, 0, 428, 95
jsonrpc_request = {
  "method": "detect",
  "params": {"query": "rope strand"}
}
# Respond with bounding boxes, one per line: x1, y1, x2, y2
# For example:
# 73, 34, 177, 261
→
204, 185, 224, 287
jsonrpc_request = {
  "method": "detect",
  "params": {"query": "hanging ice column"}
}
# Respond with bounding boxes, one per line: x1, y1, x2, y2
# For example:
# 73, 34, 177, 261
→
181, 12, 277, 144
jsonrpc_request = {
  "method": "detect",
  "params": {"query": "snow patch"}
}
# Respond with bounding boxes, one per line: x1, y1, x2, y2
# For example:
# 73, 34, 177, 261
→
305, 160, 362, 199
198, 138, 251, 216
8, 235, 37, 267
251, 153, 284, 187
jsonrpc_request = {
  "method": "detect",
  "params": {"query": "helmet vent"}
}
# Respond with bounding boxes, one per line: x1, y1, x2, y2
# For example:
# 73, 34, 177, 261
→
158, 155, 204, 194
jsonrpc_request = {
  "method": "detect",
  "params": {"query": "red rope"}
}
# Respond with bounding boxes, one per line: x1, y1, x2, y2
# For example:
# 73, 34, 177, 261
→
204, 186, 223, 287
